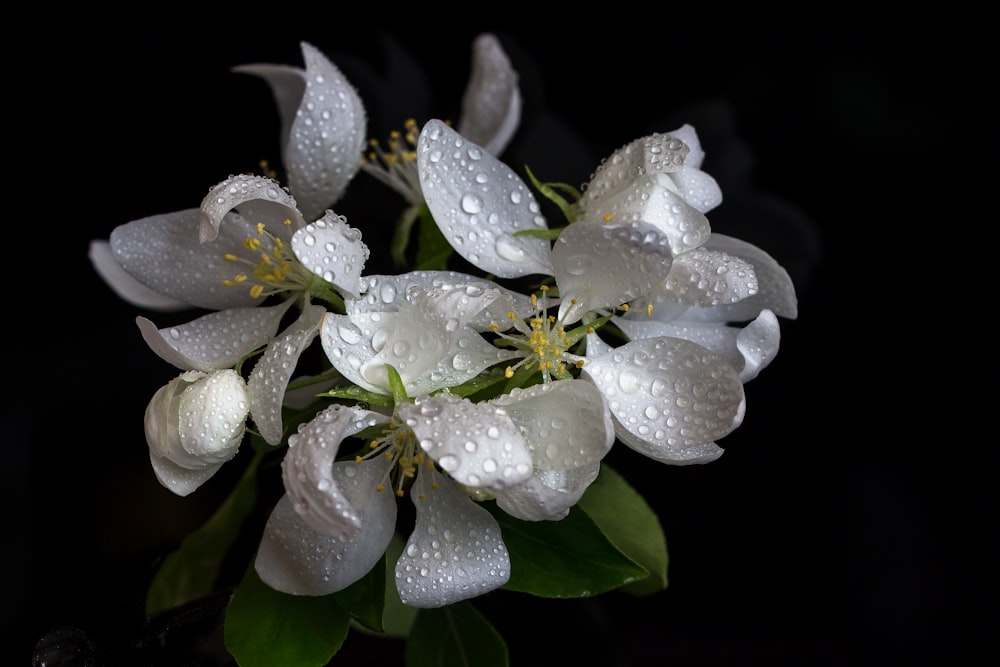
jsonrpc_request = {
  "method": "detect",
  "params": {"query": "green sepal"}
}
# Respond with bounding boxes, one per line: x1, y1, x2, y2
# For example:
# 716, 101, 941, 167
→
436, 367, 509, 400
391, 203, 423, 270
386, 364, 408, 406
577, 463, 669, 596
322, 384, 394, 409
405, 602, 508, 667
523, 164, 580, 222
224, 560, 351, 667
332, 552, 386, 633
486, 503, 648, 598
145, 446, 264, 616
414, 203, 453, 271
512, 227, 563, 241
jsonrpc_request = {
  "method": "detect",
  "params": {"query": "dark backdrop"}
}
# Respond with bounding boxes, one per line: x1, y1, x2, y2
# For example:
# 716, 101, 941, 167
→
8, 8, 996, 667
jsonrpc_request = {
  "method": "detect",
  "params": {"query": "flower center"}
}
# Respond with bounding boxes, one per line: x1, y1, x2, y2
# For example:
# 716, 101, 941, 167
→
221, 220, 319, 300
355, 419, 440, 500
490, 285, 589, 383
360, 118, 426, 206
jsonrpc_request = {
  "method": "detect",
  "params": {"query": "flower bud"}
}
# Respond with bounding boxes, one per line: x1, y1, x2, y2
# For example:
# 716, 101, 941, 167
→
145, 369, 250, 496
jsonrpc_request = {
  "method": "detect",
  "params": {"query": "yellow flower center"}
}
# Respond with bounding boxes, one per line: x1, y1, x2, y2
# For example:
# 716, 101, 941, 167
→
489, 285, 587, 383
220, 220, 318, 299
355, 419, 440, 500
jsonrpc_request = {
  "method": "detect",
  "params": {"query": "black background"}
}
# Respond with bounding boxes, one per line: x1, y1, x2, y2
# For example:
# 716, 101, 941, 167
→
7, 8, 996, 667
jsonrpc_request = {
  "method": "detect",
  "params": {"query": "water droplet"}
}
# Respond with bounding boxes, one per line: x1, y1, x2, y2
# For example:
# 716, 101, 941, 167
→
461, 193, 483, 214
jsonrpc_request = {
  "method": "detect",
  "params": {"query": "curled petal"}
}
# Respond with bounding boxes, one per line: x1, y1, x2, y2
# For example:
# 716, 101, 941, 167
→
736, 309, 781, 382
395, 471, 510, 608
145, 369, 249, 496
291, 211, 370, 299
552, 220, 674, 324
577, 173, 712, 255
495, 463, 601, 522
248, 304, 326, 445
89, 240, 189, 312
256, 456, 397, 596
417, 119, 554, 278
656, 247, 759, 308
489, 379, 614, 471
352, 271, 534, 329
282, 405, 391, 539
199, 173, 305, 244
399, 394, 533, 491
582, 337, 744, 464
136, 299, 294, 372
109, 209, 262, 310
677, 233, 797, 322
457, 33, 522, 157
580, 129, 690, 207
670, 166, 723, 213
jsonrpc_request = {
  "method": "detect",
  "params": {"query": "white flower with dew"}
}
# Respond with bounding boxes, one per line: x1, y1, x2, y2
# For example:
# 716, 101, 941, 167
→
144, 369, 250, 497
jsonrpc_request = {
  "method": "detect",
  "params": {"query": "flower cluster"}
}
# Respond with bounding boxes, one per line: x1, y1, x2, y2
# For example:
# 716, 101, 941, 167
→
91, 33, 797, 665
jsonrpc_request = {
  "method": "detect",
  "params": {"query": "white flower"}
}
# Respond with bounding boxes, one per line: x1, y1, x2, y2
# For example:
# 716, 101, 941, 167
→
144, 369, 250, 497
254, 276, 615, 606
94, 171, 369, 465
415, 119, 789, 464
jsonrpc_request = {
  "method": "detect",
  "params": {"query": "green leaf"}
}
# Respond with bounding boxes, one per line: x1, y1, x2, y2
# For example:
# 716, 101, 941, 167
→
146, 448, 263, 615
414, 204, 454, 270
224, 560, 350, 667
333, 552, 386, 633
487, 503, 647, 598
405, 602, 508, 667
439, 368, 509, 400
578, 463, 669, 596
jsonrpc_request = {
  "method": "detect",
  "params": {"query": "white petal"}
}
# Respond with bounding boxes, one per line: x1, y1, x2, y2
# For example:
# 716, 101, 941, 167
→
144, 373, 226, 496
291, 42, 367, 221
199, 173, 305, 244
399, 394, 533, 491
577, 173, 712, 255
89, 240, 190, 312
255, 456, 397, 596
736, 309, 781, 383
248, 304, 326, 445
657, 247, 759, 308
417, 119, 554, 278
362, 283, 500, 391
614, 316, 743, 372
136, 300, 294, 372
282, 405, 392, 539
495, 463, 600, 521
679, 233, 797, 321
395, 472, 510, 608
580, 131, 689, 208
457, 33, 521, 156
668, 124, 705, 168
552, 220, 674, 324
291, 211, 369, 299
109, 208, 263, 310
352, 271, 534, 329
489, 379, 614, 471
582, 337, 744, 464
232, 62, 305, 164
176, 369, 249, 462
669, 166, 723, 213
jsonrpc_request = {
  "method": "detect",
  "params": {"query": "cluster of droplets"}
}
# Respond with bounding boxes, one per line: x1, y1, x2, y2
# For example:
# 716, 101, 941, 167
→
221, 220, 316, 299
